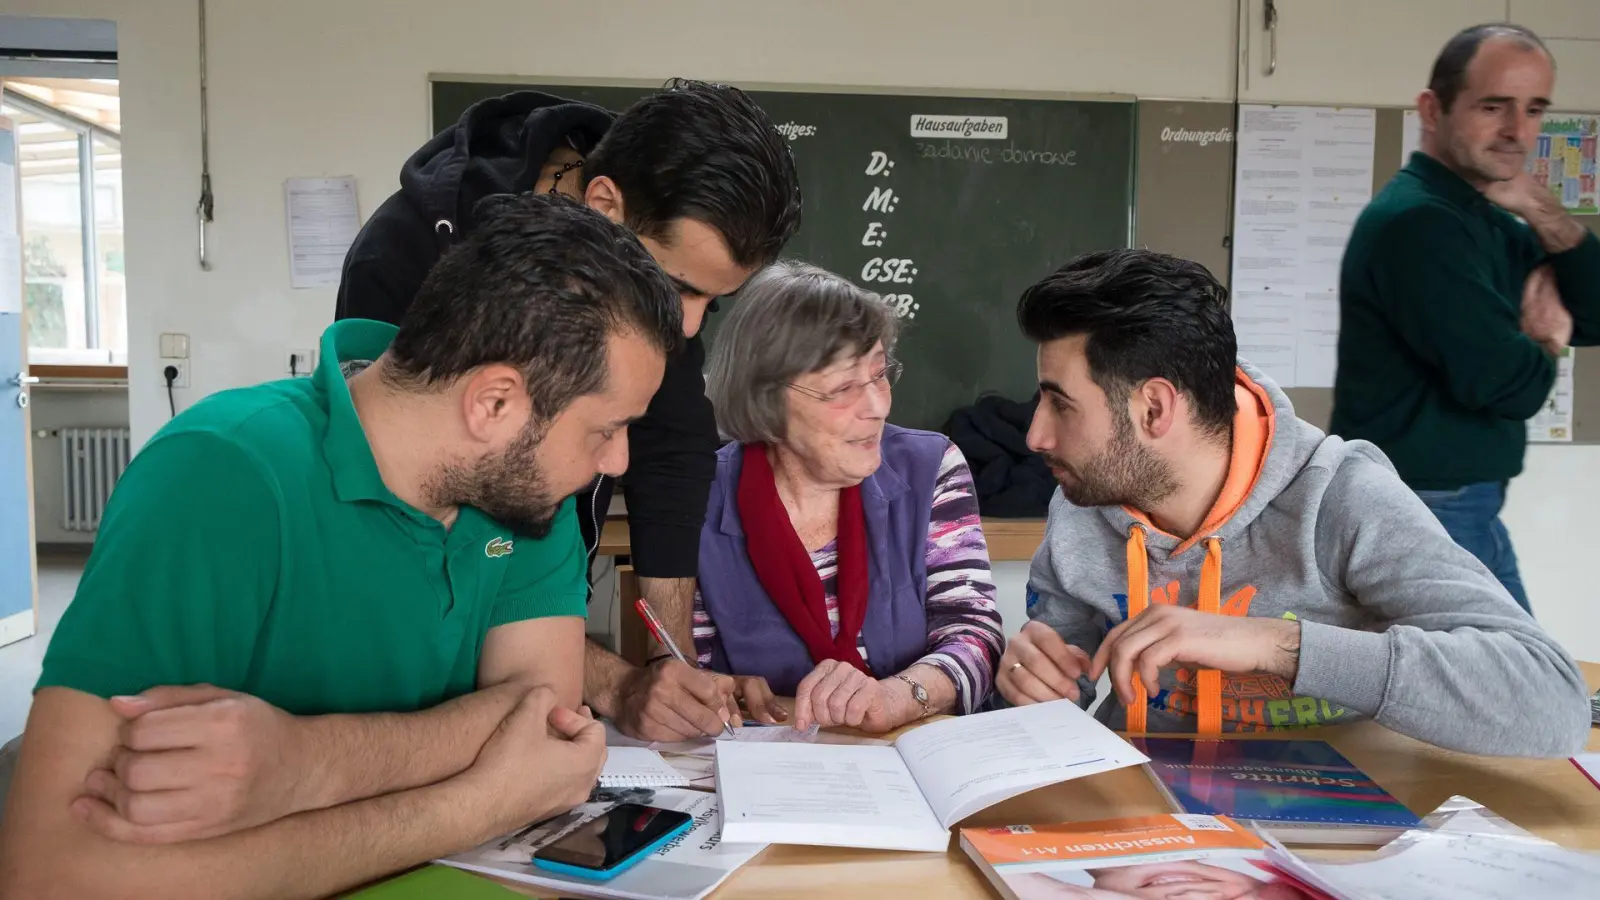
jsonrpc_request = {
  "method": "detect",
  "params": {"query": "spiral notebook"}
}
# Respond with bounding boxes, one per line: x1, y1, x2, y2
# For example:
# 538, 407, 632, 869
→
599, 747, 692, 789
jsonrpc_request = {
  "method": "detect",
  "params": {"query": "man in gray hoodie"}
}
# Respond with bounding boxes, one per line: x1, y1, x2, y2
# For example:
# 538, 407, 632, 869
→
995, 248, 1589, 757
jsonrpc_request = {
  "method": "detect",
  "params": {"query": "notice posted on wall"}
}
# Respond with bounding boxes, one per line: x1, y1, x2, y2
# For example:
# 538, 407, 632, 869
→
284, 176, 360, 289
1528, 347, 1575, 443
1527, 115, 1597, 214
1402, 109, 1421, 165
1231, 105, 1376, 388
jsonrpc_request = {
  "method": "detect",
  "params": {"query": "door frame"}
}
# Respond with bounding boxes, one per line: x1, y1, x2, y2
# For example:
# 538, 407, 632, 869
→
0, 96, 41, 648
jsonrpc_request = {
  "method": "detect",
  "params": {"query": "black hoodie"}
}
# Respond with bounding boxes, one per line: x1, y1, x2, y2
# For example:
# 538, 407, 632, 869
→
335, 91, 719, 582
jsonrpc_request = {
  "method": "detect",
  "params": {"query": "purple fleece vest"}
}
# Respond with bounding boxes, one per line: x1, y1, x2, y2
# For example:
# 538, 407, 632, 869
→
696, 425, 947, 695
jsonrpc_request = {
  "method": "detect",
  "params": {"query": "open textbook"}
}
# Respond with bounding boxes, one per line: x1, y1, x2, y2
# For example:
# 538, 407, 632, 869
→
437, 789, 765, 900
716, 699, 1149, 852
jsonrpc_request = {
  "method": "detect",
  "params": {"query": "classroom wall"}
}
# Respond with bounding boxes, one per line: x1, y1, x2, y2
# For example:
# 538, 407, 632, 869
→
3, 0, 1598, 659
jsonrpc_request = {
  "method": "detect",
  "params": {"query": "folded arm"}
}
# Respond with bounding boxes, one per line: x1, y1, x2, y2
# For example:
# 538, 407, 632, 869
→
303, 512, 592, 806
1377, 205, 1556, 418
0, 689, 507, 900
1541, 230, 1600, 346
1302, 450, 1590, 757
292, 614, 586, 813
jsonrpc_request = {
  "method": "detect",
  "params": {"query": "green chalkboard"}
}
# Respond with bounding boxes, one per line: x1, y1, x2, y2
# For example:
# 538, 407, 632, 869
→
432, 80, 1135, 430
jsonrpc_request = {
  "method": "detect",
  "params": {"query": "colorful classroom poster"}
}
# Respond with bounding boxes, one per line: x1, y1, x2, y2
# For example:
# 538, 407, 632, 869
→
1527, 115, 1598, 214
1231, 105, 1376, 388
1528, 347, 1575, 443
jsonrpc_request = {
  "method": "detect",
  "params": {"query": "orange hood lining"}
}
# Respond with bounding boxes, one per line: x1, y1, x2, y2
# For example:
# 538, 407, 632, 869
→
1122, 367, 1276, 556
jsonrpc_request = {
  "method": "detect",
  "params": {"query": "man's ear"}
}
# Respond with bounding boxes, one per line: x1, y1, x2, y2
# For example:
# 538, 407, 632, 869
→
459, 364, 527, 442
1417, 89, 1443, 135
583, 176, 626, 225
1132, 378, 1181, 441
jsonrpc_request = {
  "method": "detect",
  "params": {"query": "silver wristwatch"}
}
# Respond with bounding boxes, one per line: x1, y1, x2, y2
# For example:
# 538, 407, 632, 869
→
894, 673, 931, 718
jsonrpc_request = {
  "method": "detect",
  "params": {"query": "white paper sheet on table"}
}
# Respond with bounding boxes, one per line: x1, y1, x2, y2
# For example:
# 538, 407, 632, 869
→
1272, 829, 1600, 900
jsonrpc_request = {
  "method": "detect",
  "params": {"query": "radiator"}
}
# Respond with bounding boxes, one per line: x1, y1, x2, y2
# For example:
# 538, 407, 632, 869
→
61, 427, 132, 533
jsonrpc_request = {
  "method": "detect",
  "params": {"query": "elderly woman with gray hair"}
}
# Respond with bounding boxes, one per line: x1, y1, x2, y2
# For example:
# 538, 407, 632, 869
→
693, 261, 1003, 734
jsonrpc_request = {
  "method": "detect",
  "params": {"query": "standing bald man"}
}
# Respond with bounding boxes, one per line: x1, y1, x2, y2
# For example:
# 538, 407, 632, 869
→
1333, 23, 1600, 613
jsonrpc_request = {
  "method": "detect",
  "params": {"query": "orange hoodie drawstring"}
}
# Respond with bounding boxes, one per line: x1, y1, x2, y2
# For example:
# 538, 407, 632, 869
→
1121, 527, 1225, 737
1124, 525, 1149, 734
1197, 537, 1224, 736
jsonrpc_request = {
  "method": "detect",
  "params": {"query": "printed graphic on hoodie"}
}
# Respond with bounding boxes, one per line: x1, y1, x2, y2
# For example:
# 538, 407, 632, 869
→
1112, 586, 1353, 732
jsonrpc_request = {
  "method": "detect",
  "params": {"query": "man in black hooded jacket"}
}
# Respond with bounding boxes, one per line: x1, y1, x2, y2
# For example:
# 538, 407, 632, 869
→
335, 79, 801, 741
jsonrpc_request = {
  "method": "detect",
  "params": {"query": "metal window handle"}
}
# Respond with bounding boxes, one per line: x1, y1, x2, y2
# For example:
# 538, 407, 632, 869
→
1264, 0, 1278, 76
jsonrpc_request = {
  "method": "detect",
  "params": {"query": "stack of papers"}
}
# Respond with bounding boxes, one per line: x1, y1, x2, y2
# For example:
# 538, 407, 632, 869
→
1269, 828, 1600, 899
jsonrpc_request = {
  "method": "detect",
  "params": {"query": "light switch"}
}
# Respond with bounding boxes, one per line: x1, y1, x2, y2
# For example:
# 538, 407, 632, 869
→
159, 333, 190, 358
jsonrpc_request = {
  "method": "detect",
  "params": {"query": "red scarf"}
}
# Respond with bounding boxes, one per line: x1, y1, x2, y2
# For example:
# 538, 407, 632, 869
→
736, 443, 871, 675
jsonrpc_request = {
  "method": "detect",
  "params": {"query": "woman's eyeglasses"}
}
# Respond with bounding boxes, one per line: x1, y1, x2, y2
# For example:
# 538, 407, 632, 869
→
786, 360, 903, 407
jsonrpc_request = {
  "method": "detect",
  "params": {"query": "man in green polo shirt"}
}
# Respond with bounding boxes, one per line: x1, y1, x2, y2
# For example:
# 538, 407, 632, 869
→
0, 194, 683, 899
1332, 23, 1600, 613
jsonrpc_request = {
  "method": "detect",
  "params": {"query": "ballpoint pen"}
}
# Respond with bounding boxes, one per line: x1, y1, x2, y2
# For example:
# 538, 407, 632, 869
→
634, 597, 737, 738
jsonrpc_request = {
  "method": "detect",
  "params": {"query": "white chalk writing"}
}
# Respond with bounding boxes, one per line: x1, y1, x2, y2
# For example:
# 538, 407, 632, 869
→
774, 122, 817, 141
1161, 125, 1234, 146
910, 114, 1008, 139
916, 140, 1077, 166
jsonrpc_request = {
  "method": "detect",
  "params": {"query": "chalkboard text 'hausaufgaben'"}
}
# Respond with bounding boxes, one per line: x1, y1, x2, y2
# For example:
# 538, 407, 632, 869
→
910, 114, 1009, 139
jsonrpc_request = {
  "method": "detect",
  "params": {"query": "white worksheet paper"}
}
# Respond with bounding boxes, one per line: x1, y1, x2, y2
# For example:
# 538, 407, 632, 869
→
897, 698, 1150, 827
716, 741, 948, 851
1275, 830, 1600, 900
1232, 105, 1375, 387
284, 176, 360, 289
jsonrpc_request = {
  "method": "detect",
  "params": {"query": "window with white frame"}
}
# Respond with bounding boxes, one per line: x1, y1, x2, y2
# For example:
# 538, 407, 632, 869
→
1, 78, 125, 367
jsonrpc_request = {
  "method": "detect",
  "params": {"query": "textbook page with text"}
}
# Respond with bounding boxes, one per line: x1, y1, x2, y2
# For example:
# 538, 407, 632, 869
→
716, 699, 1148, 852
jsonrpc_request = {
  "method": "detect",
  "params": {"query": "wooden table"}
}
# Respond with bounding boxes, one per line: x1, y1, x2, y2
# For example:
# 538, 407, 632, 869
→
443, 662, 1600, 898
598, 516, 1047, 562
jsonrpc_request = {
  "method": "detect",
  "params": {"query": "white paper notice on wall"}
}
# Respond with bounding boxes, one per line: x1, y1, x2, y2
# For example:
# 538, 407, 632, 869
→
1528, 348, 1575, 443
1231, 105, 1376, 388
284, 176, 360, 289
1402, 109, 1422, 165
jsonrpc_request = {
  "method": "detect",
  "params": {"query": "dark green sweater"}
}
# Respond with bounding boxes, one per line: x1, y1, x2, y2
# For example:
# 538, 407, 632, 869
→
1331, 153, 1600, 490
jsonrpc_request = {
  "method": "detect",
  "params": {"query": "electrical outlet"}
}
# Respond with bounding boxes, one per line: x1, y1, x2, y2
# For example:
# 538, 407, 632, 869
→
159, 358, 191, 389
287, 349, 315, 377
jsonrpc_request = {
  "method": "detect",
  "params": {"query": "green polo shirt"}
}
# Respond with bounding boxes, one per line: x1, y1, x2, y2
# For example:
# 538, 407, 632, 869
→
1332, 152, 1600, 489
37, 320, 588, 715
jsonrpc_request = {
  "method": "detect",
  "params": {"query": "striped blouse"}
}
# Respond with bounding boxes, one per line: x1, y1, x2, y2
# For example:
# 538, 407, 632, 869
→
693, 441, 1003, 714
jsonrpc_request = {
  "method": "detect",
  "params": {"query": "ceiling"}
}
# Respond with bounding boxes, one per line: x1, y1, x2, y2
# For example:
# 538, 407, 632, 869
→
2, 77, 121, 179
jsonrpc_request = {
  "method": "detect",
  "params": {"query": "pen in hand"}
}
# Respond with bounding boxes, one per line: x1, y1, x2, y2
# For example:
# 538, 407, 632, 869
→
633, 598, 738, 738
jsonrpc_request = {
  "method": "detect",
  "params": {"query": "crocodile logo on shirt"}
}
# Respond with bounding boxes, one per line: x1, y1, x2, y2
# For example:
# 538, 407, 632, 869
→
485, 537, 514, 559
